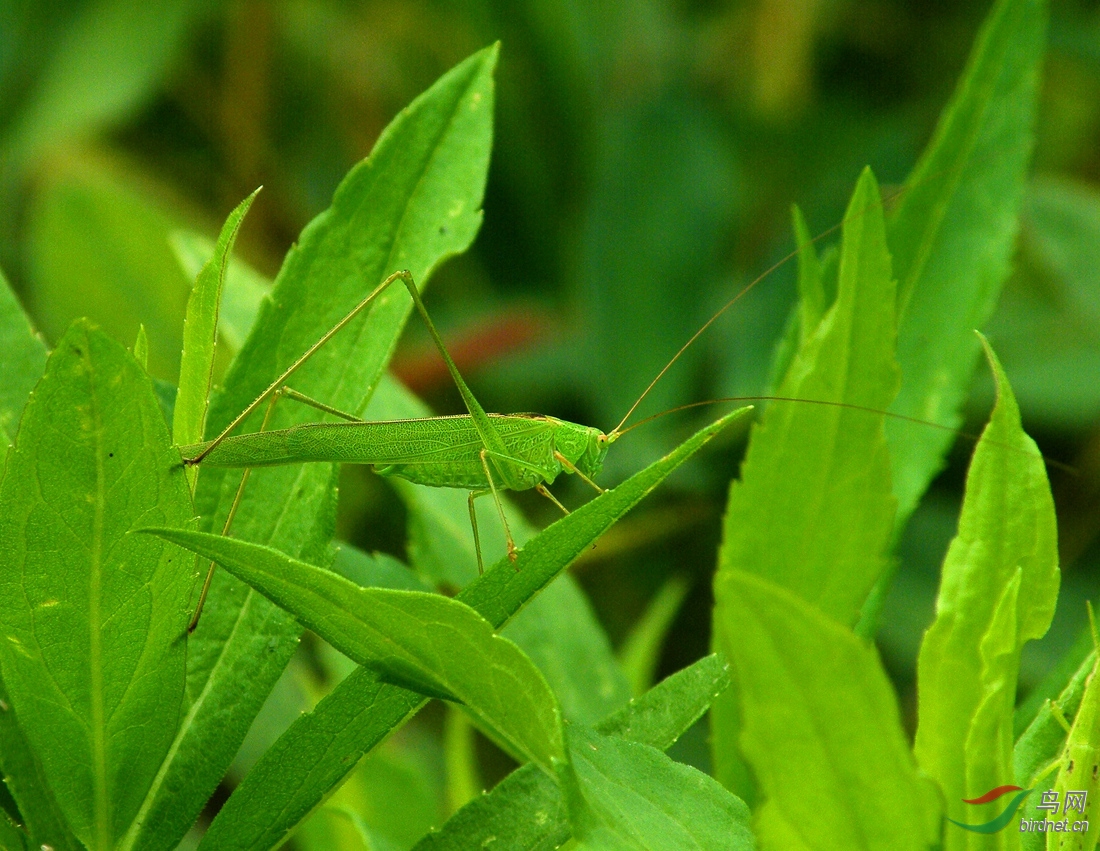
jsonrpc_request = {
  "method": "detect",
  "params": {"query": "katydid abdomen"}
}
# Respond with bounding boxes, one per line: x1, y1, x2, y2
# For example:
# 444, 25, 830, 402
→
181, 413, 610, 492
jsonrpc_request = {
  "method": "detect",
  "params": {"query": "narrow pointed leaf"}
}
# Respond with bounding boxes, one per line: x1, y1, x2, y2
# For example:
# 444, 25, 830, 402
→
914, 338, 1058, 841
0, 321, 194, 850
885, 0, 1047, 529
718, 166, 899, 626
173, 189, 259, 477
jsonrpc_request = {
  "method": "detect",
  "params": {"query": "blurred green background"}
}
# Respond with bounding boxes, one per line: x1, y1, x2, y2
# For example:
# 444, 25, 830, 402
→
3, 0, 1100, 838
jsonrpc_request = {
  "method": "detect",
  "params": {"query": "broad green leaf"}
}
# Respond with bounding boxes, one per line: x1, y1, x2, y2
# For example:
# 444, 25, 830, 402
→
192, 409, 745, 851
565, 724, 754, 851
883, 0, 1047, 535
717, 166, 898, 625
3, 0, 203, 164
714, 571, 940, 851
25, 157, 194, 381
0, 321, 195, 850
127, 47, 498, 851
0, 266, 47, 447
173, 189, 260, 480
414, 654, 733, 851
0, 677, 81, 851
913, 339, 1058, 846
140, 528, 567, 775
168, 230, 271, 352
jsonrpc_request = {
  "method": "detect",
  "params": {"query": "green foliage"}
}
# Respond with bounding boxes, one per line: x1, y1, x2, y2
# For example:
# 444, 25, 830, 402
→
0, 0, 1093, 846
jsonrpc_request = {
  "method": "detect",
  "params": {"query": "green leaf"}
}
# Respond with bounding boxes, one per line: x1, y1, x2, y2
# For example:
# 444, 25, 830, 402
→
714, 571, 940, 851
1014, 649, 1094, 789
129, 47, 499, 851
138, 528, 567, 775
168, 230, 271, 352
0, 809, 27, 851
913, 338, 1058, 842
0, 321, 195, 850
0, 677, 82, 851
25, 157, 194, 381
173, 189, 260, 479
0, 266, 47, 447
565, 724, 754, 851
717, 166, 898, 626
189, 409, 745, 851
884, 0, 1047, 533
618, 574, 690, 696
414, 654, 733, 851
793, 204, 825, 345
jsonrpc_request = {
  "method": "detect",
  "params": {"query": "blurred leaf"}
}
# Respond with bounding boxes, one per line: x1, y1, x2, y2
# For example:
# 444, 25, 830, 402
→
565, 724, 754, 851
913, 340, 1058, 838
174, 189, 259, 486
142, 528, 567, 774
618, 574, 690, 697
3, 0, 206, 164
132, 47, 499, 851
168, 230, 271, 352
25, 157, 193, 380
0, 266, 47, 447
715, 571, 941, 851
191, 408, 745, 851
883, 0, 1047, 534
984, 178, 1100, 427
0, 810, 26, 851
414, 654, 733, 851
579, 99, 739, 454
0, 321, 195, 849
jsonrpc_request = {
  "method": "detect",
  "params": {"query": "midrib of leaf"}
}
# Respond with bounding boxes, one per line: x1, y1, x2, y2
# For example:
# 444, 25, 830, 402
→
120, 88, 464, 851
90, 369, 109, 850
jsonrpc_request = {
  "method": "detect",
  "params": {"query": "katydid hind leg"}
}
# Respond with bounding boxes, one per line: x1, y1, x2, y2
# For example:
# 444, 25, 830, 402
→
189, 390, 281, 632
479, 449, 518, 566
467, 490, 490, 575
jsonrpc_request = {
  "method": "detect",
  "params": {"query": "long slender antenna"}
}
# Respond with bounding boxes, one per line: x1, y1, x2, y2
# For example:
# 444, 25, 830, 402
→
614, 395, 1077, 475
610, 181, 911, 437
